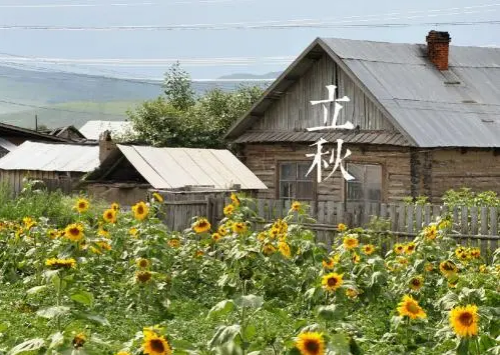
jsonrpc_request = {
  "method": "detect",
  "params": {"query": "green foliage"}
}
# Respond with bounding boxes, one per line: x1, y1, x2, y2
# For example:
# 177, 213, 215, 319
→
442, 188, 500, 208
127, 63, 264, 148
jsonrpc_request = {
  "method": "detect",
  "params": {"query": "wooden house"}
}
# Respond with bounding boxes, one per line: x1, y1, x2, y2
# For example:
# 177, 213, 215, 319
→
225, 31, 500, 204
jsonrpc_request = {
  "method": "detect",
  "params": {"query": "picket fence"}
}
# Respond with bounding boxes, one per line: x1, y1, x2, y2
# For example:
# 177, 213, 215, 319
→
161, 197, 499, 259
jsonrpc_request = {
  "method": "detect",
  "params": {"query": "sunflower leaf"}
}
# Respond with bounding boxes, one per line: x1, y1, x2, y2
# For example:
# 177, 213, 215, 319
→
26, 285, 47, 295
207, 300, 235, 319
235, 295, 263, 309
36, 306, 70, 319
317, 304, 345, 321
70, 291, 94, 307
7, 338, 45, 355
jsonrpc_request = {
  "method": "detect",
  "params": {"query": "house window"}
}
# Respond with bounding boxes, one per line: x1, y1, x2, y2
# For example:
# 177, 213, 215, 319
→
278, 162, 314, 200
346, 163, 382, 203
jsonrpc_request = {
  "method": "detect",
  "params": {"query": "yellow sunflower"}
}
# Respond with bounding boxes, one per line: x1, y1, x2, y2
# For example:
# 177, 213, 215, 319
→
321, 272, 344, 292
438, 220, 451, 230
45, 258, 76, 269
405, 242, 416, 255
337, 223, 347, 232
211, 233, 222, 242
103, 208, 117, 223
479, 264, 488, 273
129, 227, 139, 237
449, 305, 479, 338
291, 201, 301, 212
425, 224, 438, 239
132, 201, 149, 221
278, 241, 291, 258
394, 243, 405, 254
409, 276, 424, 291
362, 244, 375, 255
152, 192, 164, 203
223, 204, 235, 216
218, 225, 228, 236
72, 333, 86, 349
439, 260, 458, 277
116, 351, 131, 355
23, 217, 36, 230
136, 271, 152, 284
136, 258, 150, 269
96, 241, 112, 251
470, 248, 480, 259
192, 218, 211, 234
343, 235, 359, 250
64, 223, 84, 242
98, 227, 110, 238
322, 257, 335, 269
455, 246, 467, 258
167, 239, 180, 248
352, 252, 360, 264
295, 332, 325, 355
397, 295, 426, 320
232, 222, 247, 234
262, 243, 276, 256
346, 288, 359, 298
143, 329, 172, 355
424, 263, 434, 272
230, 193, 240, 207
75, 198, 89, 213
111, 202, 120, 211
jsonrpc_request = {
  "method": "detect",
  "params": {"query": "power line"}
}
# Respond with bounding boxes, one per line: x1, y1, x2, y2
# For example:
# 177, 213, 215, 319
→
0, 99, 129, 116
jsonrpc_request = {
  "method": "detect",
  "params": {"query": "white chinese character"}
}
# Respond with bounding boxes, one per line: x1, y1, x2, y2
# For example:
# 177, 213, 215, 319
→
307, 85, 354, 131
305, 138, 354, 183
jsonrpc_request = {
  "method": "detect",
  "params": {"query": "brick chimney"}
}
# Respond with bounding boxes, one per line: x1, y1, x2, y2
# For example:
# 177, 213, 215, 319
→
98, 130, 116, 163
426, 30, 451, 70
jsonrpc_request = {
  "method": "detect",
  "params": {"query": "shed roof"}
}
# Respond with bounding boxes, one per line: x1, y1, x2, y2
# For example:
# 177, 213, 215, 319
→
115, 145, 267, 190
226, 37, 500, 148
0, 141, 99, 172
79, 120, 134, 140
0, 138, 17, 152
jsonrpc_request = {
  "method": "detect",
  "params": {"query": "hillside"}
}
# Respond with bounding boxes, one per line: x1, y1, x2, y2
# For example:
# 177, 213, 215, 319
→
0, 65, 272, 129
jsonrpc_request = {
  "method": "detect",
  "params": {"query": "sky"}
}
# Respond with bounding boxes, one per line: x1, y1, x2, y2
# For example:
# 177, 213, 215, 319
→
0, 0, 499, 79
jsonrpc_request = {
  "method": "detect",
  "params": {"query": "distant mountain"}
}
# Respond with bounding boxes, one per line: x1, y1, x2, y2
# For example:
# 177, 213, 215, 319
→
0, 65, 269, 130
218, 71, 281, 80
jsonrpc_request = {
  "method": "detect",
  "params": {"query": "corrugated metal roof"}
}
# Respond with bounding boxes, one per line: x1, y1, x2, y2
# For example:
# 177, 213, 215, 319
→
0, 141, 99, 172
234, 130, 410, 146
79, 120, 134, 140
0, 138, 17, 151
227, 37, 500, 148
117, 145, 267, 190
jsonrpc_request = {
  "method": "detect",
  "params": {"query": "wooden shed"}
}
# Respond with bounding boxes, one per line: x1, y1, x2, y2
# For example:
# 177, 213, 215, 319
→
225, 31, 500, 205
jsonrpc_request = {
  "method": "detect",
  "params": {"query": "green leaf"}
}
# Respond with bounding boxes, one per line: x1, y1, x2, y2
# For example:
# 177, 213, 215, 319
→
207, 300, 235, 319
328, 333, 351, 354
456, 338, 469, 355
8, 338, 45, 355
317, 305, 345, 321
70, 291, 94, 307
235, 295, 263, 309
48, 332, 64, 349
171, 339, 195, 350
243, 324, 256, 340
26, 285, 47, 295
75, 312, 110, 326
369, 271, 387, 287
209, 325, 241, 348
36, 306, 70, 319
0, 322, 8, 332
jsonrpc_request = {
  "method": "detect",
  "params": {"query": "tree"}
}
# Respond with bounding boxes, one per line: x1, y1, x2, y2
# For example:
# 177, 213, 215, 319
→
127, 64, 264, 149
162, 62, 196, 111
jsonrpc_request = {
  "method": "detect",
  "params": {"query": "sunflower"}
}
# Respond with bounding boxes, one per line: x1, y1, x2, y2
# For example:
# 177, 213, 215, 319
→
96, 241, 111, 251
103, 209, 117, 223
405, 242, 416, 255
45, 258, 76, 269
72, 333, 86, 349
23, 217, 36, 230
223, 204, 235, 216
64, 223, 84, 242
321, 272, 344, 292
262, 243, 276, 256
269, 227, 280, 239
132, 202, 149, 221
394, 243, 405, 254
136, 258, 150, 269
218, 225, 228, 236
291, 201, 301, 212
322, 257, 335, 269
152, 192, 164, 203
98, 227, 110, 238
449, 305, 479, 338
143, 329, 172, 355
470, 248, 481, 259
425, 224, 438, 239
129, 227, 139, 237
479, 264, 488, 273
195, 250, 204, 258
346, 288, 359, 298
455, 246, 467, 258
75, 198, 89, 213
116, 351, 131, 355
111, 202, 120, 211
295, 332, 325, 355
397, 295, 426, 320
257, 232, 267, 241
278, 241, 291, 258
192, 218, 211, 233
362, 244, 375, 255
230, 193, 240, 206
438, 220, 451, 230
211, 232, 222, 242
352, 252, 360, 264
409, 275, 424, 291
47, 229, 60, 239
343, 235, 359, 250
424, 263, 434, 272
232, 222, 247, 234
439, 260, 458, 277
337, 223, 347, 232
136, 271, 152, 283
168, 239, 180, 248
397, 257, 409, 266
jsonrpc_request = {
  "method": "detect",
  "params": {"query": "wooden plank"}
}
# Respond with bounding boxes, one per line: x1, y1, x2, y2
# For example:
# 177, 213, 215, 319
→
432, 205, 441, 224
461, 206, 469, 235
326, 201, 335, 225
480, 207, 489, 236
380, 203, 387, 220
424, 205, 431, 226
453, 207, 459, 231
317, 201, 326, 224
257, 199, 265, 218
406, 204, 414, 235
363, 201, 371, 226
337, 202, 344, 225
397, 203, 406, 232
283, 200, 291, 216
470, 207, 478, 236
415, 205, 422, 232
490, 207, 498, 253
389, 204, 397, 231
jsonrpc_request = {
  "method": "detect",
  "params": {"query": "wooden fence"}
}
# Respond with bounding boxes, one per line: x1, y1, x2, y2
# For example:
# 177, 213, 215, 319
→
160, 197, 500, 258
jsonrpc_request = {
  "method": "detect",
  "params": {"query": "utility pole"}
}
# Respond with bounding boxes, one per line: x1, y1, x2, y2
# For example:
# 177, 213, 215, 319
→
35, 114, 38, 131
